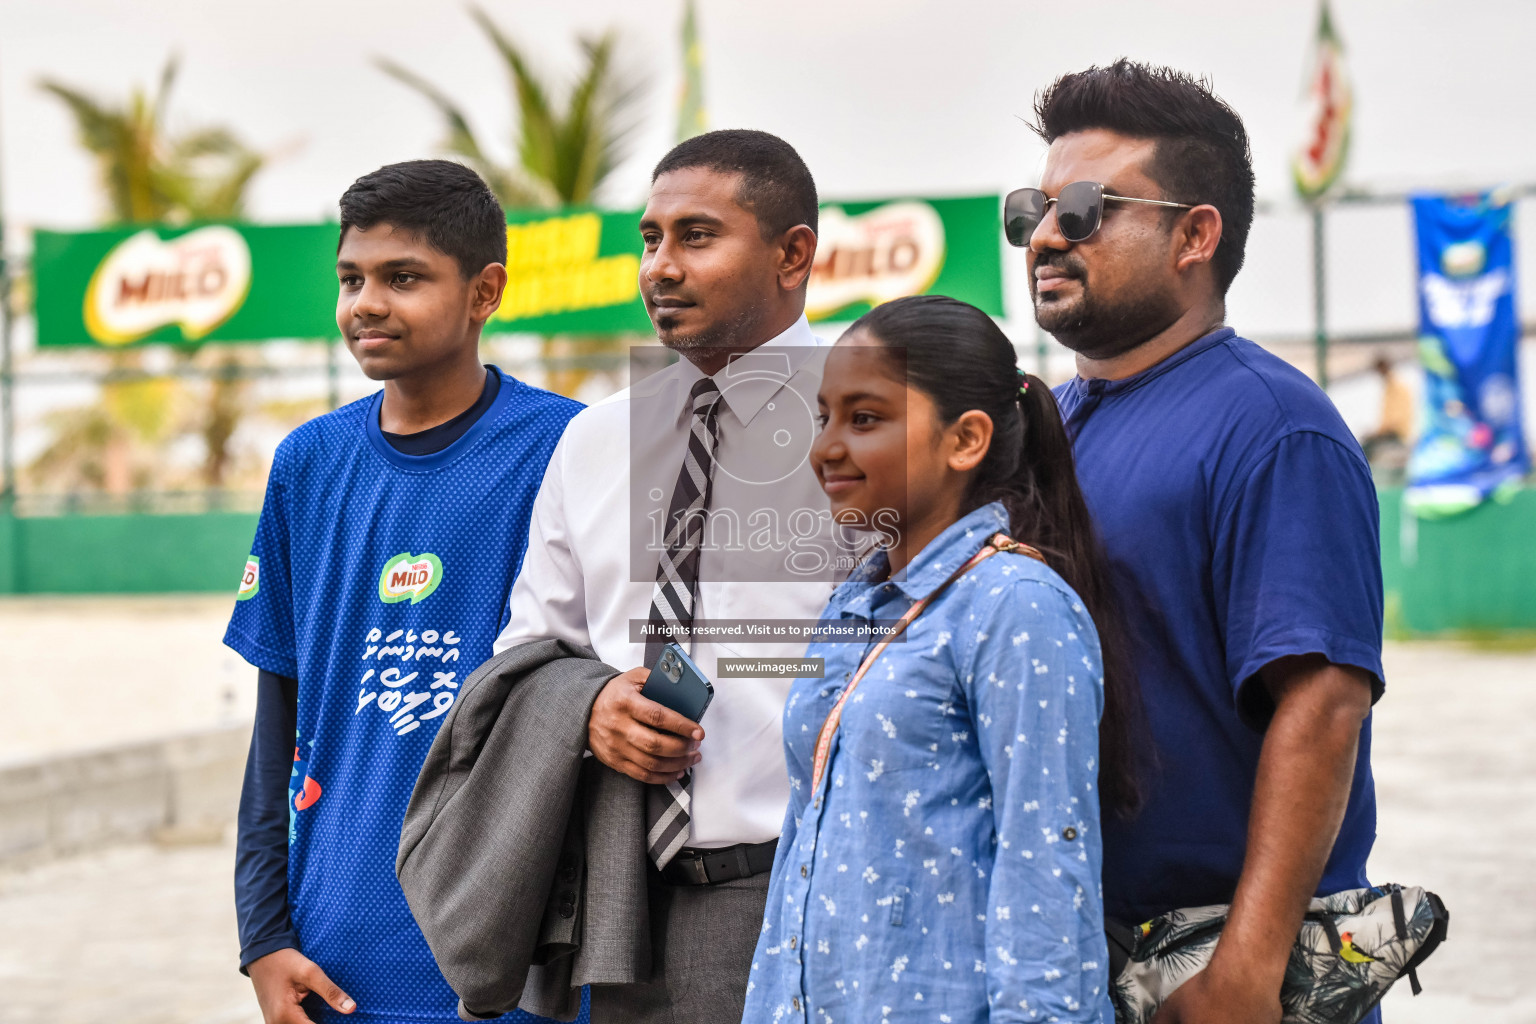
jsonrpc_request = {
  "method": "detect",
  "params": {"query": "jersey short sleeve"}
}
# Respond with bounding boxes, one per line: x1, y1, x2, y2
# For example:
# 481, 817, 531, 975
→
495, 431, 590, 654
224, 443, 298, 678
1213, 429, 1385, 728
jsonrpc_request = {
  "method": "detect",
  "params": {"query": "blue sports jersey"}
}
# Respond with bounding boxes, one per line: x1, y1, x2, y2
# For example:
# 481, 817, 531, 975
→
225, 368, 581, 1024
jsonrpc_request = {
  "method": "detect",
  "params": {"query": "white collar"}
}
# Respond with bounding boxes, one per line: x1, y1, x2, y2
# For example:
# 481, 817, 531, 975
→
635, 314, 827, 427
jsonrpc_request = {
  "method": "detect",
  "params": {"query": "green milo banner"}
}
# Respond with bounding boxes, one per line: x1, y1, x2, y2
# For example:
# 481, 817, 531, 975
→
806, 195, 1003, 322
34, 223, 339, 347
492, 207, 651, 334
32, 195, 1002, 347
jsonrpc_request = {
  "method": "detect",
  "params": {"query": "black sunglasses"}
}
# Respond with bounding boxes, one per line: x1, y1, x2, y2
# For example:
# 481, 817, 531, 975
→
1004, 180, 1195, 246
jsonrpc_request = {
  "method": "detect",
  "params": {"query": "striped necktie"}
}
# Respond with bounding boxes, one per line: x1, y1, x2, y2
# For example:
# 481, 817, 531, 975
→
643, 375, 722, 868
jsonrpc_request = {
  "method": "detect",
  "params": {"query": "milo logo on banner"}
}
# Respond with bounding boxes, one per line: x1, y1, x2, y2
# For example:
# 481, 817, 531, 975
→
378, 552, 444, 605
806, 201, 946, 319
83, 226, 253, 345
237, 556, 260, 601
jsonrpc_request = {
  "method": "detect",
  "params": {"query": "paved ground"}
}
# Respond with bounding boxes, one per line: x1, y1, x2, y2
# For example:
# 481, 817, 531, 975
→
1367, 641, 1536, 1023
0, 595, 252, 766
0, 597, 1530, 1022
0, 836, 260, 1024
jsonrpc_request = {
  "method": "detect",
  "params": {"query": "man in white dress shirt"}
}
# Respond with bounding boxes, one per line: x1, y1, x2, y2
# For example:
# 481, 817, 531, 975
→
495, 130, 840, 1023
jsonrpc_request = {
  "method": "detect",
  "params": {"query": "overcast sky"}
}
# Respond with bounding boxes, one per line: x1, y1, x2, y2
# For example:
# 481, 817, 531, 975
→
4, 0, 1535, 341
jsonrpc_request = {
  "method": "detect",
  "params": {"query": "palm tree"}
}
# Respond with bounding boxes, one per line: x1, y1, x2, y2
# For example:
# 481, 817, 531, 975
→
39, 58, 264, 224
27, 376, 181, 495
379, 10, 647, 396
378, 9, 646, 210
36, 58, 268, 494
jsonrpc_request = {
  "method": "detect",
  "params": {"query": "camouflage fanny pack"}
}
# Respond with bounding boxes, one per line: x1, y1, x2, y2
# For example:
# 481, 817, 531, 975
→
1106, 883, 1449, 1024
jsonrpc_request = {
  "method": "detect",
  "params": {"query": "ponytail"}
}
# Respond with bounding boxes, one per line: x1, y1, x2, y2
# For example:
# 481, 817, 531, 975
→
1006, 373, 1145, 818
847, 295, 1146, 818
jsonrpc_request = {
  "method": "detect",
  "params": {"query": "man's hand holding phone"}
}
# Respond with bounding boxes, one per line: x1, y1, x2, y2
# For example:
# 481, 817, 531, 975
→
588, 667, 704, 784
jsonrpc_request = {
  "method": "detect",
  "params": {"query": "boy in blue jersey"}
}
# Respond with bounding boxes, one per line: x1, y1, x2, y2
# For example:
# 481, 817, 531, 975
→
226, 160, 582, 1024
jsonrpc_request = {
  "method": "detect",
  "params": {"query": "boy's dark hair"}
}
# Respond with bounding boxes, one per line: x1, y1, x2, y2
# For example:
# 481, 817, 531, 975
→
652, 129, 818, 240
1030, 59, 1255, 295
338, 160, 507, 278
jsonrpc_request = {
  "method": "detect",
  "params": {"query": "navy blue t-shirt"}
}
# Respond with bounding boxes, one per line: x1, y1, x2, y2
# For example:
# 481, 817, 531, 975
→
1054, 328, 1384, 924
225, 368, 581, 1023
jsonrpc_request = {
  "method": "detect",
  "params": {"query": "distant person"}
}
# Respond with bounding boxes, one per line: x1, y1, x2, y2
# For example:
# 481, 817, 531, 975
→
226, 161, 581, 1024
1362, 355, 1413, 466
1010, 61, 1384, 1023
742, 295, 1140, 1024
492, 129, 836, 1023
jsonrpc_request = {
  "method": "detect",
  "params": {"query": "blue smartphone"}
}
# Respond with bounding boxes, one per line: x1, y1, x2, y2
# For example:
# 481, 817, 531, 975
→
640, 642, 715, 722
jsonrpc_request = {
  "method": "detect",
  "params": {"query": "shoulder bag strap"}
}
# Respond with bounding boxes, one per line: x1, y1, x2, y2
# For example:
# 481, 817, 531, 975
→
809, 532, 1043, 794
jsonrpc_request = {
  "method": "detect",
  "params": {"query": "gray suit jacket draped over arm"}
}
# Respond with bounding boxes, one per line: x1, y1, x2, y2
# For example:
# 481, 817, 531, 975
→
396, 638, 653, 1022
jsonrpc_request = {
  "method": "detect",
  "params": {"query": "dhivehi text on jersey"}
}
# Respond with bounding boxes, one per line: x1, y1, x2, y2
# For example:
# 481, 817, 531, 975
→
356, 626, 462, 737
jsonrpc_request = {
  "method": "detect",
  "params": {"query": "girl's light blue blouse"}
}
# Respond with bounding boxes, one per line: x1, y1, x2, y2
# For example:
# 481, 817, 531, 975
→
742, 501, 1114, 1024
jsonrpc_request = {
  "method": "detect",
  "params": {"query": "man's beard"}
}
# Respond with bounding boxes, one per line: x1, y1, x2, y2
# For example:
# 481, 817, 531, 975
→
657, 303, 770, 355
1031, 253, 1183, 362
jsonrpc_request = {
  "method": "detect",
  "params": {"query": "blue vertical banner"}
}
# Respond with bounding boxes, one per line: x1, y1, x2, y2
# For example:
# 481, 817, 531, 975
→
1406, 193, 1527, 517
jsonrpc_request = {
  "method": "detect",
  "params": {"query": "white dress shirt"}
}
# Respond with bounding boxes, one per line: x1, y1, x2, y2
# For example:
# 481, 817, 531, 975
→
496, 315, 841, 847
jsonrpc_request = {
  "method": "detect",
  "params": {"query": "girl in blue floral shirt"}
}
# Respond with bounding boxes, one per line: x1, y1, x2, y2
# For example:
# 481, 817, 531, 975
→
743, 296, 1142, 1023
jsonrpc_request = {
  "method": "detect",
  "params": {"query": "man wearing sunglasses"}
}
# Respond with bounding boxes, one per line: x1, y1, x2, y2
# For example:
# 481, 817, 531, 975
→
1012, 61, 1385, 1024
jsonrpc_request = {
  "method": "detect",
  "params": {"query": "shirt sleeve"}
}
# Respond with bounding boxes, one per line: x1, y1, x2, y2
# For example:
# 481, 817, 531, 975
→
224, 446, 298, 677
234, 669, 299, 973
965, 577, 1111, 1023
1213, 430, 1385, 728
494, 432, 591, 653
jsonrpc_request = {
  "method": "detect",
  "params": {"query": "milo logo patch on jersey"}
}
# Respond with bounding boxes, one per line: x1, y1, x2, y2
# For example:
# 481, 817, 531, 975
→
237, 556, 260, 601
378, 552, 444, 605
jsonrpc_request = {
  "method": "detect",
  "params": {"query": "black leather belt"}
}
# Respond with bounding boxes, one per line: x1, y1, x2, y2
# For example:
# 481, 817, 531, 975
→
659, 839, 778, 886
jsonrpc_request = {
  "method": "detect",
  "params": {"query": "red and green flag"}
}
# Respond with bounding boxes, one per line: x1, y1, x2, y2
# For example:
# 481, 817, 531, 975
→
1292, 0, 1353, 200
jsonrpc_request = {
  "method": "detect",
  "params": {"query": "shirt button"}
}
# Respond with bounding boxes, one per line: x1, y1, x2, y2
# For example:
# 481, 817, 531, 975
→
800, 864, 808, 878
788, 935, 798, 949
1062, 826, 1078, 841
792, 997, 801, 1011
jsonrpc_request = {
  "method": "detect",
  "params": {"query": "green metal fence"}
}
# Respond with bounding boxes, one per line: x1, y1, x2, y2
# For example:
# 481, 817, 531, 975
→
1378, 485, 1536, 634
0, 509, 257, 594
